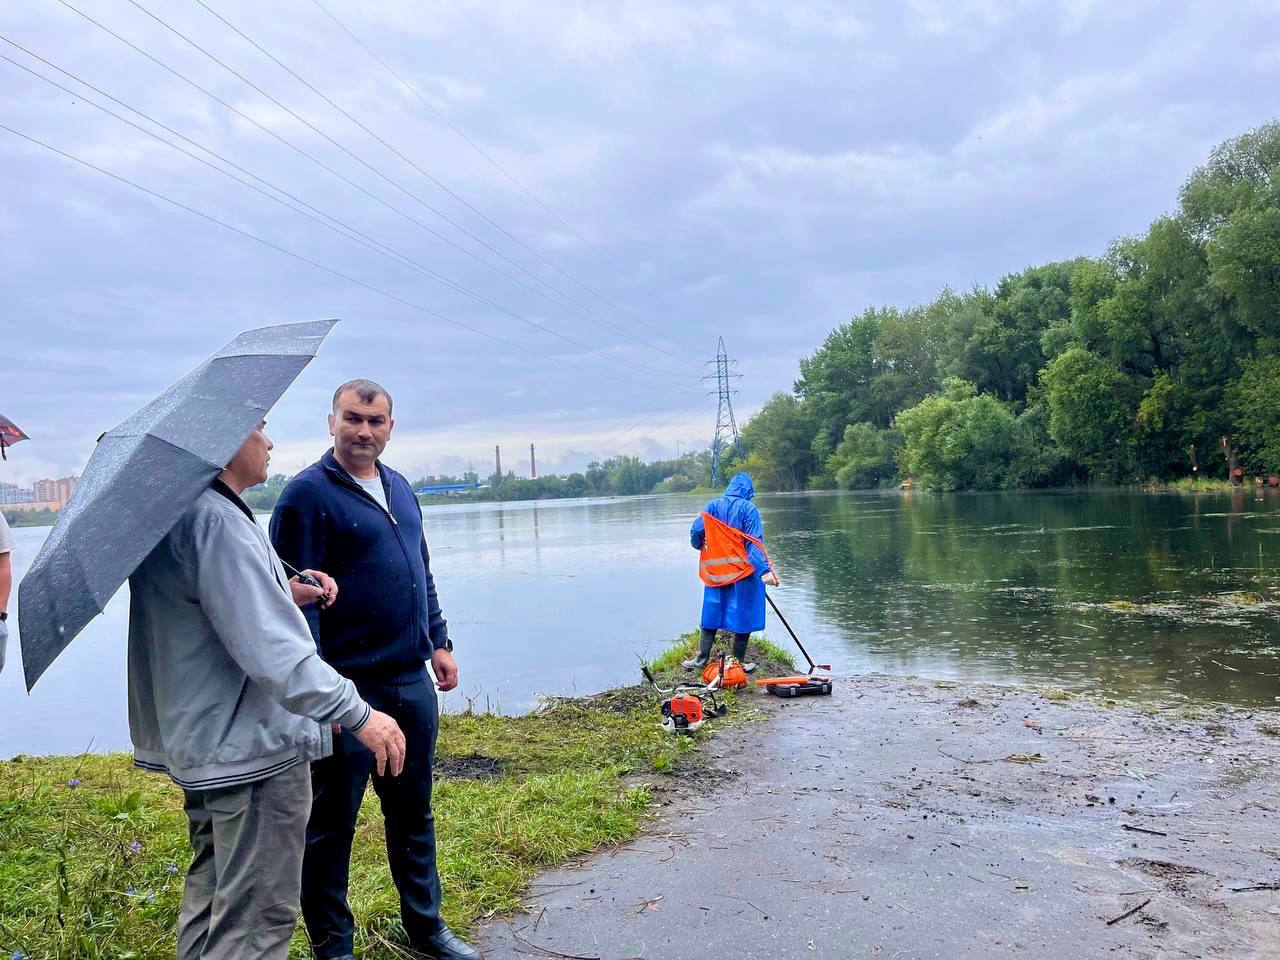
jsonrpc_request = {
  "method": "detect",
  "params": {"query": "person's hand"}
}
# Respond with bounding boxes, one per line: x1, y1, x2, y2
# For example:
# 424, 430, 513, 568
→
289, 570, 338, 609
762, 570, 781, 587
353, 709, 406, 777
431, 648, 459, 692
308, 570, 338, 608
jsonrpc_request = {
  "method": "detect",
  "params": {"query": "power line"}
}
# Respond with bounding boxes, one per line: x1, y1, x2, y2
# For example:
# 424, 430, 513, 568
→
0, 120, 694, 396
610, 407, 699, 457
0, 45, 698, 392
117, 0, 695, 377
52, 0, 693, 385
193, 0, 700, 369
308, 0, 706, 356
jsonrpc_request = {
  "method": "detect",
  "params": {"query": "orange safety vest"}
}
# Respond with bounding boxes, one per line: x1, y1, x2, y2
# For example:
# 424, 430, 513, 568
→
698, 511, 771, 587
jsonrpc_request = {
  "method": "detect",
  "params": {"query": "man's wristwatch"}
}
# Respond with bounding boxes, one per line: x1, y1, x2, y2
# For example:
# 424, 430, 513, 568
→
438, 637, 453, 653
0, 611, 7, 622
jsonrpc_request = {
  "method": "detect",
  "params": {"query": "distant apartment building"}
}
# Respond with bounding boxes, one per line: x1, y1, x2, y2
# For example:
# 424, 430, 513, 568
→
30, 476, 79, 507
0, 482, 35, 504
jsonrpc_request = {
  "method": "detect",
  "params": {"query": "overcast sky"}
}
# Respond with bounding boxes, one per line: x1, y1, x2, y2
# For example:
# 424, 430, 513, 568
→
1, 0, 1277, 485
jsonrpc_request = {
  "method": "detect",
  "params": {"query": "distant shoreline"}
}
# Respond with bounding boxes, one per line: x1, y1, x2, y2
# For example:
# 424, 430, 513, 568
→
6, 479, 1270, 530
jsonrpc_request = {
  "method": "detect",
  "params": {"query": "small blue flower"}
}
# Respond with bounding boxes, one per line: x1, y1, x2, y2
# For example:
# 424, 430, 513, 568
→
125, 885, 137, 896
67, 778, 80, 789
166, 864, 179, 874
14, 950, 28, 960
144, 891, 156, 903
129, 840, 142, 852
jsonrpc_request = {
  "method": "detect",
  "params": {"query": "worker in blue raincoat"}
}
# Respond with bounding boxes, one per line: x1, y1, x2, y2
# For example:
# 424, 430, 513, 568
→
686, 472, 779, 672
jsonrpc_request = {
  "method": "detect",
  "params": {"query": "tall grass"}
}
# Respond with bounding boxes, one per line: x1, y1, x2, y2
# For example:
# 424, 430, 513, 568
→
2, 673, 692, 959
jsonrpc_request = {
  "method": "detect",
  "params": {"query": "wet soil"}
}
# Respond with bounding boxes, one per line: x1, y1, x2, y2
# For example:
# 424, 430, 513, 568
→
435, 754, 506, 780
476, 675, 1280, 959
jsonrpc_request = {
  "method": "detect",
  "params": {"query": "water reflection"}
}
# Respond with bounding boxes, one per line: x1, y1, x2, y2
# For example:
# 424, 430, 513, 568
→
766, 489, 1280, 706
2, 489, 1277, 758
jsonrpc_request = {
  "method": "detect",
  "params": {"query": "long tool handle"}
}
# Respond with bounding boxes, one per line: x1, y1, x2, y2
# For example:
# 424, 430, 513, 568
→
765, 592, 827, 674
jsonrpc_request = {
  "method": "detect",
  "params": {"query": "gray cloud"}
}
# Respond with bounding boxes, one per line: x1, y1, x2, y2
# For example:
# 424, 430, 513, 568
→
1, 0, 1276, 485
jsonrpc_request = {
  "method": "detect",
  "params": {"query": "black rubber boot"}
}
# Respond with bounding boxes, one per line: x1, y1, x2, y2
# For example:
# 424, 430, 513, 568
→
732, 634, 757, 674
683, 629, 716, 669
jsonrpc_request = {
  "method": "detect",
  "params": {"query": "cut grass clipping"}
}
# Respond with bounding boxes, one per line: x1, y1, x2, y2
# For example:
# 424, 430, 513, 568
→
1, 631, 789, 960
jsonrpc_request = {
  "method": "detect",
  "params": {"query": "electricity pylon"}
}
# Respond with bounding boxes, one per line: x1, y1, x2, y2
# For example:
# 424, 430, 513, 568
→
703, 337, 744, 487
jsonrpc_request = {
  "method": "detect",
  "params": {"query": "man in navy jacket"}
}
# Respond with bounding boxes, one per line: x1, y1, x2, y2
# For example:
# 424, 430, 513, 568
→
271, 379, 479, 960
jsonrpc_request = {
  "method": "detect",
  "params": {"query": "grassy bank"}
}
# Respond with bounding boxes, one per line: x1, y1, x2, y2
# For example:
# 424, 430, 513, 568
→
1148, 477, 1237, 491
0, 633, 788, 960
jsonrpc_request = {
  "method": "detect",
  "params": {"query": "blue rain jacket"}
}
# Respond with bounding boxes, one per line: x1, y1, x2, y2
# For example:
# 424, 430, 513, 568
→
690, 472, 771, 633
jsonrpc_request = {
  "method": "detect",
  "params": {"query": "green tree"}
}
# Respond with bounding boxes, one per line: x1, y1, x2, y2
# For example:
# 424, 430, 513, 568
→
946, 263, 1078, 405
827, 423, 899, 489
739, 392, 818, 491
1227, 355, 1280, 472
730, 121, 1280, 492
1181, 121, 1280, 340
1040, 348, 1139, 481
869, 301, 947, 421
894, 379, 1028, 490
795, 309, 883, 459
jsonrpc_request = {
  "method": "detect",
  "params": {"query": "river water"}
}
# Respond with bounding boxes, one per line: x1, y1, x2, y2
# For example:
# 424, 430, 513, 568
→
3, 488, 1278, 758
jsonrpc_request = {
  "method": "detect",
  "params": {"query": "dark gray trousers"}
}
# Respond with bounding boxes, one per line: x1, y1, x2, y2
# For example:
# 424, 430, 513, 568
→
178, 762, 312, 960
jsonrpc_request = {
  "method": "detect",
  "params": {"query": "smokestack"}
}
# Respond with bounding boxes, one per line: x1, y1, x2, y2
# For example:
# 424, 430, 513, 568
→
495, 444, 502, 480
530, 443, 537, 479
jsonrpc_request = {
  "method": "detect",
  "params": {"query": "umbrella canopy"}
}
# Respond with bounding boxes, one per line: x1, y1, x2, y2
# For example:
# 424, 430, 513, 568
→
0, 414, 29, 460
17, 319, 337, 691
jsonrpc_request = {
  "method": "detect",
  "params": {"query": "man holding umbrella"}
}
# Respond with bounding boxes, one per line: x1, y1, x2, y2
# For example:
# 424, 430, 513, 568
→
271, 379, 478, 960
130, 419, 407, 959
18, 322, 406, 960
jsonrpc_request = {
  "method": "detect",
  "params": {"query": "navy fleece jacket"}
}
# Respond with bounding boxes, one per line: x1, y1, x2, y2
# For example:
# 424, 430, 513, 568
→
270, 449, 450, 680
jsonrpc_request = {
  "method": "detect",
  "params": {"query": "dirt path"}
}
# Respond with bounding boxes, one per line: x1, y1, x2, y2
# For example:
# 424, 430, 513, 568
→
477, 676, 1280, 959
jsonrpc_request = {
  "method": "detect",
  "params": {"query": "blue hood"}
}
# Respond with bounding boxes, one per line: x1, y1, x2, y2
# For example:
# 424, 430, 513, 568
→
724, 472, 755, 500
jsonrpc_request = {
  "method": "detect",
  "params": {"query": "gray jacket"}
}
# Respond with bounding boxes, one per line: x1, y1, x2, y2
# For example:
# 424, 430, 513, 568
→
128, 482, 370, 789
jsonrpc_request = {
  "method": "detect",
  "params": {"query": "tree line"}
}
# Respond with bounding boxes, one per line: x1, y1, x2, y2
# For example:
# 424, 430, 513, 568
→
415, 451, 714, 502
733, 121, 1280, 492
228, 451, 717, 513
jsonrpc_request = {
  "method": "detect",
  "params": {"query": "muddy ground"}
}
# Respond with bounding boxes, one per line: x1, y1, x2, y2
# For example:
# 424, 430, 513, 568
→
477, 676, 1280, 959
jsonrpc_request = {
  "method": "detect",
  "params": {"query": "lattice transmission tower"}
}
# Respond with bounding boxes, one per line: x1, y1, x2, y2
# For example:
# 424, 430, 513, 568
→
703, 337, 744, 487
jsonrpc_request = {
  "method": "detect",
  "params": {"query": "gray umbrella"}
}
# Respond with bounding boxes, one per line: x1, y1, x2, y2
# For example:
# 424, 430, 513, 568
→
17, 319, 337, 691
